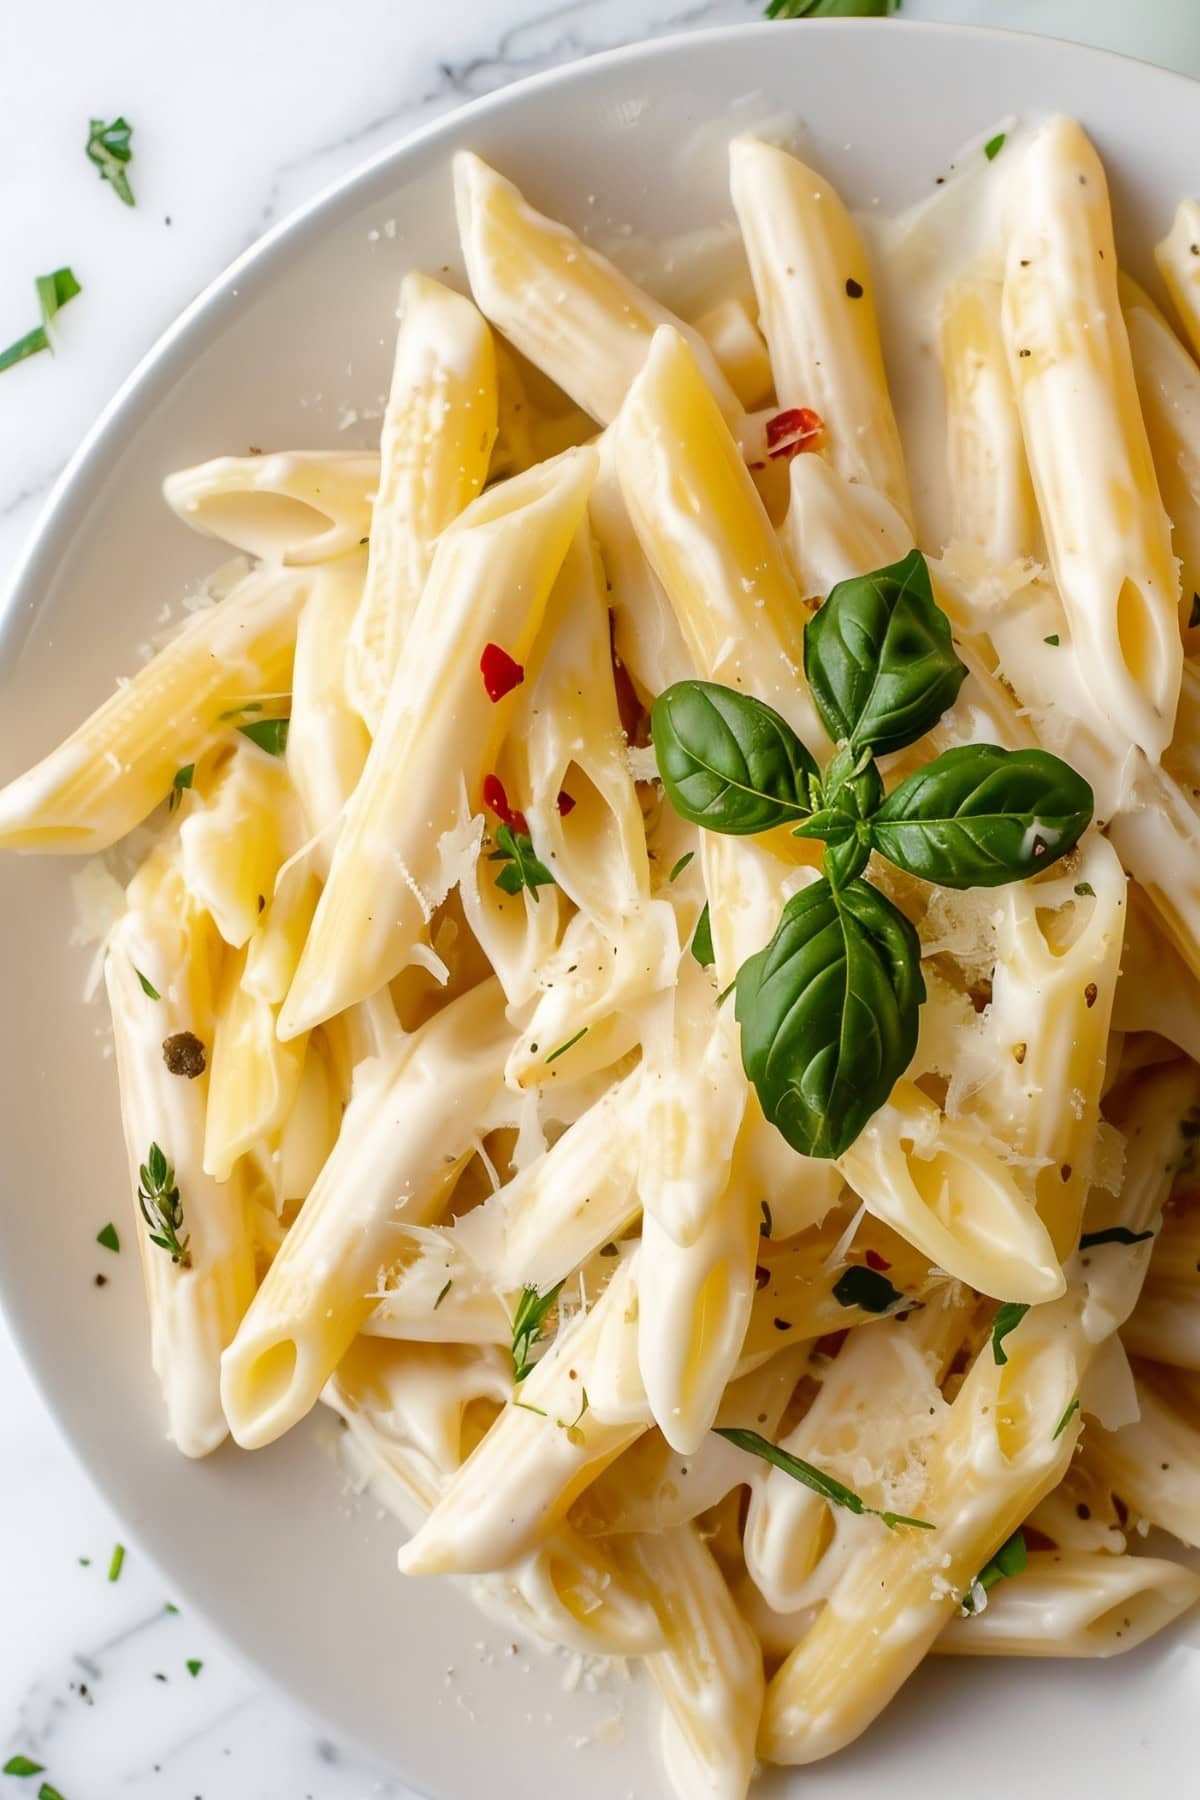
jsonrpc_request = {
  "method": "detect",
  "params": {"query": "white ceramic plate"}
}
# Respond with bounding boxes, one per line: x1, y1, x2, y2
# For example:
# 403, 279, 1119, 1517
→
2, 19, 1198, 1797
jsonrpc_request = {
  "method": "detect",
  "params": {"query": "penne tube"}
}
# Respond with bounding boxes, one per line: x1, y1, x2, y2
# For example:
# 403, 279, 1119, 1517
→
345, 274, 498, 731
202, 940, 307, 1182
613, 1524, 764, 1800
504, 901, 679, 1088
1087, 1359, 1200, 1547
838, 1081, 1065, 1304
590, 433, 693, 700
364, 1223, 512, 1346
1111, 882, 1200, 1065
1074, 1056, 1200, 1346
1026, 1453, 1127, 1556
474, 1528, 665, 1660
936, 1550, 1200, 1658
274, 1029, 343, 1204
759, 1296, 1085, 1765
220, 979, 513, 1448
105, 851, 254, 1457
730, 135, 913, 525
287, 558, 370, 844
780, 451, 913, 602
1121, 271, 1200, 644
397, 1262, 647, 1575
1123, 1199, 1200, 1371
1154, 197, 1200, 362
962, 837, 1126, 1259
456, 812, 565, 1010
574, 1348, 807, 1536
615, 325, 826, 752
1001, 118, 1181, 760
744, 1291, 973, 1618
939, 274, 1039, 565
693, 296, 774, 411
636, 1178, 760, 1457
163, 450, 379, 564
279, 446, 597, 1036
638, 982, 748, 1249
179, 741, 304, 950
513, 524, 651, 931
453, 1069, 644, 1294
339, 1340, 660, 1662
454, 150, 739, 426
0, 566, 307, 853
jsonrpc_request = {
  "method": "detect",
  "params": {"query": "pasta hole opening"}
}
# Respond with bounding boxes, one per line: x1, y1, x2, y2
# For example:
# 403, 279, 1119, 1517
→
239, 1338, 300, 1419
461, 1397, 503, 1460
1114, 577, 1160, 692
186, 492, 338, 560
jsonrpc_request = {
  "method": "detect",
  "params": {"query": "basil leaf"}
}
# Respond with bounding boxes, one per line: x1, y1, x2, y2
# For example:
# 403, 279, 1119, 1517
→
735, 875, 923, 1159
652, 681, 818, 835
803, 550, 966, 755
870, 745, 1093, 889
832, 1264, 903, 1312
824, 833, 871, 888
691, 902, 715, 968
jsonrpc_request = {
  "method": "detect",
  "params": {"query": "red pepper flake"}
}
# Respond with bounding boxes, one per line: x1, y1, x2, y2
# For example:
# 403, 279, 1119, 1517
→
765, 406, 824, 462
814, 1329, 849, 1360
482, 772, 529, 837
865, 1248, 892, 1272
480, 642, 524, 703
556, 790, 576, 817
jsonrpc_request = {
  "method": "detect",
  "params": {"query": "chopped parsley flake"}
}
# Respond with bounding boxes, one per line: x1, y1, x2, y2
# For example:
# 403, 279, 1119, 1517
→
511, 1281, 563, 1383
86, 116, 135, 206
545, 1027, 588, 1065
991, 1302, 1029, 1366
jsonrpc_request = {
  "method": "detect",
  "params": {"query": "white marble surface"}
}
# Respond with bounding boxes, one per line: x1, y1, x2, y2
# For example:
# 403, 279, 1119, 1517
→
4, 1, 1200, 1795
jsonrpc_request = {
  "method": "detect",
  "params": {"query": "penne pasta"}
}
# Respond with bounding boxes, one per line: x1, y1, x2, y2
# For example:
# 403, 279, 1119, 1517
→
220, 980, 514, 1447
454, 150, 739, 426
1154, 197, 1200, 363
1001, 118, 1181, 760
0, 566, 307, 853
163, 450, 380, 565
279, 446, 597, 1035
105, 848, 254, 1456
730, 135, 914, 525
345, 274, 498, 731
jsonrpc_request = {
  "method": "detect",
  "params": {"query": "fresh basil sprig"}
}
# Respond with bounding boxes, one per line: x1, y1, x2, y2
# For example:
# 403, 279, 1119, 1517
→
651, 550, 1095, 1160
736, 878, 924, 1158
